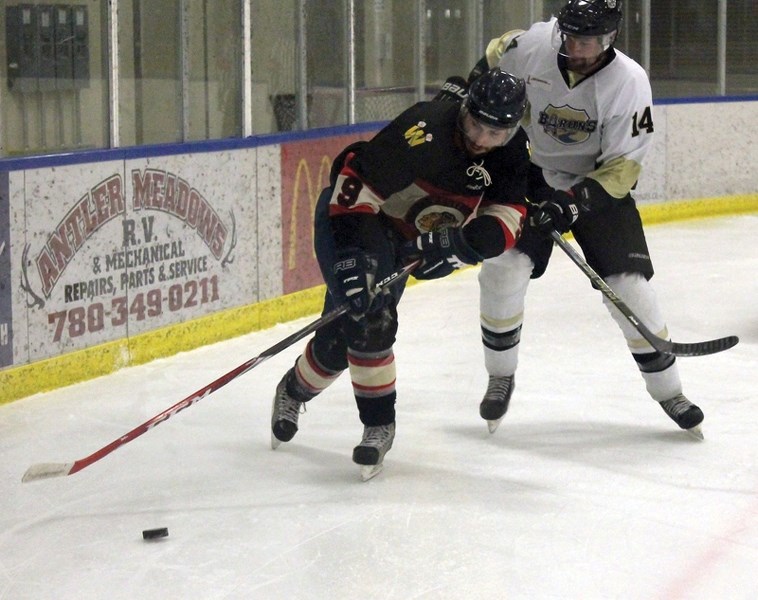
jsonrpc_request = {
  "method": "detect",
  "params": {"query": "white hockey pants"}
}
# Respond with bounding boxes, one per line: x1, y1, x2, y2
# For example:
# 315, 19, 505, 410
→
478, 249, 683, 402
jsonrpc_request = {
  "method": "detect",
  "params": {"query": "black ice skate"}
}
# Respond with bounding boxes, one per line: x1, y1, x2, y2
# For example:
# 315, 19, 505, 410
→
352, 423, 395, 481
479, 375, 515, 434
658, 394, 704, 440
270, 370, 306, 449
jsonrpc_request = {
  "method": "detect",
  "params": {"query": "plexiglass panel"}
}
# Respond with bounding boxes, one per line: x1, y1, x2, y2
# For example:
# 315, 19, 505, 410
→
0, 0, 755, 156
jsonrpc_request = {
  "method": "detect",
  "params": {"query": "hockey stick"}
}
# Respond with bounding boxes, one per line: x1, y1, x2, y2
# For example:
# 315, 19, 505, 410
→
22, 261, 419, 483
550, 230, 738, 357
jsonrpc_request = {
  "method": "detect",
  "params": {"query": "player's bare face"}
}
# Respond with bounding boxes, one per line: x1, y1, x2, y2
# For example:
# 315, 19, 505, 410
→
564, 34, 605, 74
460, 113, 516, 156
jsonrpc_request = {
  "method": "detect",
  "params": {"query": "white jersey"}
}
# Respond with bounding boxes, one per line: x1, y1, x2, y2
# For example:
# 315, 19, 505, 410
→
496, 19, 654, 196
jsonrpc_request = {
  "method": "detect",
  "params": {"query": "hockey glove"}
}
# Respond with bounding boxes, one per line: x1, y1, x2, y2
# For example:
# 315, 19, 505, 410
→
332, 248, 385, 316
530, 190, 580, 235
467, 55, 490, 85
402, 227, 483, 280
432, 76, 468, 103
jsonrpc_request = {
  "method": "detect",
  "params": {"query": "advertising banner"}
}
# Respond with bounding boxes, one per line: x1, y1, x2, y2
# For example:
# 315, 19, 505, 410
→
280, 132, 379, 295
10, 151, 258, 364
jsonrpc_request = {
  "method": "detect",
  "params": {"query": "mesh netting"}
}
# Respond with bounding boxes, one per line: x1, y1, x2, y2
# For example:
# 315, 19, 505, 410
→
272, 86, 437, 131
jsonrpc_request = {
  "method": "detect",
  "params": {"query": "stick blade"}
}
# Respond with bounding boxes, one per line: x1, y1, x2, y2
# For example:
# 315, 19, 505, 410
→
670, 335, 739, 357
22, 462, 75, 483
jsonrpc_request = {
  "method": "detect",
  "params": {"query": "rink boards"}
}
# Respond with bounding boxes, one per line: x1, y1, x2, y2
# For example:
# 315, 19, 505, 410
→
0, 101, 756, 404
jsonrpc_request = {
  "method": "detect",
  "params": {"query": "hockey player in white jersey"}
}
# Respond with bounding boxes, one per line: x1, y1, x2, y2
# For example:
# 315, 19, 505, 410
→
470, 0, 705, 437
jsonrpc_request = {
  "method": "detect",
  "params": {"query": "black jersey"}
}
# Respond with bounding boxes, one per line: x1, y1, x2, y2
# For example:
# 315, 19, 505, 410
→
327, 101, 530, 258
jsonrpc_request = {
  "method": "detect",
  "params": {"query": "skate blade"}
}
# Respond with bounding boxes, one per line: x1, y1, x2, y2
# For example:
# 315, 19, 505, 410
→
360, 463, 384, 481
270, 397, 280, 449
486, 418, 503, 434
685, 424, 704, 441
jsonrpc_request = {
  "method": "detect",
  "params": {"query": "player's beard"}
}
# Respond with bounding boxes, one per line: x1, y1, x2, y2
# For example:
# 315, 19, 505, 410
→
455, 127, 487, 157
565, 54, 605, 75
464, 137, 489, 156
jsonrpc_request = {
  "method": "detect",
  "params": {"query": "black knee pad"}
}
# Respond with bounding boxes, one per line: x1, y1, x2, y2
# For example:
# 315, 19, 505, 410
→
634, 350, 675, 373
343, 301, 399, 354
311, 318, 349, 372
481, 325, 522, 352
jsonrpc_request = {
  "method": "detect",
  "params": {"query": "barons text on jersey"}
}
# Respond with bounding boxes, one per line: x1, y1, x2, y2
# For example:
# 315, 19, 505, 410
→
538, 104, 598, 144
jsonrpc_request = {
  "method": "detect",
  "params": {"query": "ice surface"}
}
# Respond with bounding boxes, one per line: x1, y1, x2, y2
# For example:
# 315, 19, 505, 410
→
1, 216, 756, 600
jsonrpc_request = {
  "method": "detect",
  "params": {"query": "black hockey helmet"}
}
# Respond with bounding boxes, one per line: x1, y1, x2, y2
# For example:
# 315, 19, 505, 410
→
557, 0, 623, 37
462, 67, 527, 129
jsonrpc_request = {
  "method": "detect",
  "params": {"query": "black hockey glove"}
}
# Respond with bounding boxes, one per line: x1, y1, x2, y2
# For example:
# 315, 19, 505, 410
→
529, 190, 580, 235
332, 248, 386, 317
432, 76, 468, 103
402, 227, 483, 280
467, 55, 490, 85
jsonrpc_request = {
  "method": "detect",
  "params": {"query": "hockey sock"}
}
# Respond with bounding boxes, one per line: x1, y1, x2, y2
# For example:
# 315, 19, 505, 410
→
293, 339, 343, 398
635, 351, 683, 401
348, 347, 396, 426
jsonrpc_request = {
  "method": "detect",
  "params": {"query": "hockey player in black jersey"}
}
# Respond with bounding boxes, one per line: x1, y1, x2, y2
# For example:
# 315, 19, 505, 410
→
270, 67, 537, 480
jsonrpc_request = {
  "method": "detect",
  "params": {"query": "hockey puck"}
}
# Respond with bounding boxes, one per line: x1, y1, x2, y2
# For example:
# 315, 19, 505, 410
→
142, 527, 169, 540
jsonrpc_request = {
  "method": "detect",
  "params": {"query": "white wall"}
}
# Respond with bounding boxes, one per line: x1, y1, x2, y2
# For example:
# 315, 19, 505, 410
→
635, 101, 758, 203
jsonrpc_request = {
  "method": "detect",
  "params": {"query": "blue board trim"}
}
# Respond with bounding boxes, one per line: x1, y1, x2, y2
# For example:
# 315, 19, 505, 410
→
0, 121, 388, 172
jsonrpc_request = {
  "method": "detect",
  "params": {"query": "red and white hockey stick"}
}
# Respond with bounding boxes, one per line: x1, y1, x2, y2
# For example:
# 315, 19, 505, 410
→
22, 261, 418, 483
550, 230, 738, 357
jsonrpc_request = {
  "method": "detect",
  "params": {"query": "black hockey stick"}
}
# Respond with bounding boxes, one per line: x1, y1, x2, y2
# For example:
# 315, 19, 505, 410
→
22, 261, 419, 482
550, 230, 738, 357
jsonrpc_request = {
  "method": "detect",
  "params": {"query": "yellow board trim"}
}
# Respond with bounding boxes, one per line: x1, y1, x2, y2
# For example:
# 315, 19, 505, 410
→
636, 194, 758, 224
1, 194, 756, 406
0, 286, 327, 405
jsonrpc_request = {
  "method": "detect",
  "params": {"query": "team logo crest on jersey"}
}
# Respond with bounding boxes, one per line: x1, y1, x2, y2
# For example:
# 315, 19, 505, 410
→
406, 197, 467, 233
414, 207, 463, 233
404, 122, 433, 147
538, 104, 598, 144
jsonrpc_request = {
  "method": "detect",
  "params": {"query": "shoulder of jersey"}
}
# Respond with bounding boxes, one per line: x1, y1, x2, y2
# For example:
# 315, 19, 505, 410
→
502, 19, 553, 63
401, 100, 457, 124
519, 19, 555, 47
597, 51, 652, 98
607, 49, 649, 80
393, 101, 456, 146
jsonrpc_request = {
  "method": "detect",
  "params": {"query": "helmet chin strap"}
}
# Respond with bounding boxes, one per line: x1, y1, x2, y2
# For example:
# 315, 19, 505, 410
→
553, 24, 618, 66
